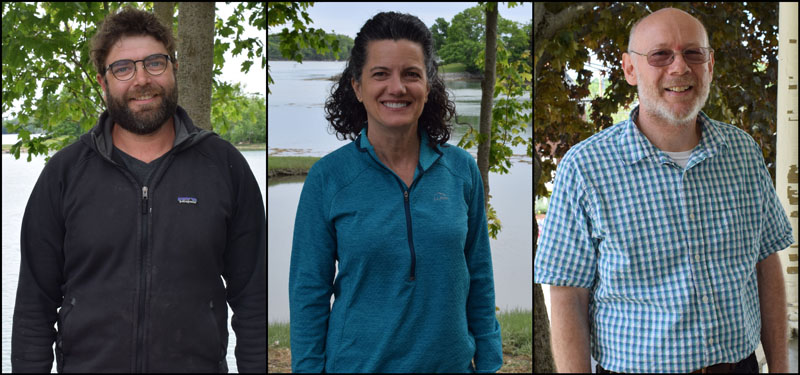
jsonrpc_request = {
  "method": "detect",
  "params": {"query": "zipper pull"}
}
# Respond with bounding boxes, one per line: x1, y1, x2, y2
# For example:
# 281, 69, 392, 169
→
142, 186, 148, 214
404, 190, 408, 201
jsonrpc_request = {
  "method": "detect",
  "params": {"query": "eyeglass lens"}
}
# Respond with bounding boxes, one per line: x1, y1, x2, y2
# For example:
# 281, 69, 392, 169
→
648, 48, 710, 66
111, 55, 168, 80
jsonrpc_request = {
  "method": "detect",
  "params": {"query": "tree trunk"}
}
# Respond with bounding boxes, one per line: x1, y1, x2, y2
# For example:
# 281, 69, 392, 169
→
177, 2, 215, 131
478, 3, 497, 206
533, 152, 555, 372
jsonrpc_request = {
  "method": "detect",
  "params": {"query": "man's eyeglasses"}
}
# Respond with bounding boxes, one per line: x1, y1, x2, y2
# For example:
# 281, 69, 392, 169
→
104, 54, 173, 81
628, 47, 714, 67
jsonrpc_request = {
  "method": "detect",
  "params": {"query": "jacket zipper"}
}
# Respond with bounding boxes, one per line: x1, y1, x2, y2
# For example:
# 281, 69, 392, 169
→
135, 185, 149, 372
141, 186, 148, 214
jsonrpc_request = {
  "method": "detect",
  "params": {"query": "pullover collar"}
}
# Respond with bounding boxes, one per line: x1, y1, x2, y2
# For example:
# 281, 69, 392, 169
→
355, 126, 444, 173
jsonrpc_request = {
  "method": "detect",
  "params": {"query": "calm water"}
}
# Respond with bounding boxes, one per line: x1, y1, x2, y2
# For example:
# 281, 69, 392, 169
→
2, 150, 266, 373
267, 60, 530, 156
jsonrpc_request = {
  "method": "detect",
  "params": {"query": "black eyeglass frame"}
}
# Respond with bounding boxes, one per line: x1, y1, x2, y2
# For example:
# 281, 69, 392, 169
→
627, 47, 714, 67
103, 53, 174, 81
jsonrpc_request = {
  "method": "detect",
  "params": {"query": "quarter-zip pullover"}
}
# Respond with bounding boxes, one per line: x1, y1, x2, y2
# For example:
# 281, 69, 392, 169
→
289, 127, 503, 373
12, 106, 266, 373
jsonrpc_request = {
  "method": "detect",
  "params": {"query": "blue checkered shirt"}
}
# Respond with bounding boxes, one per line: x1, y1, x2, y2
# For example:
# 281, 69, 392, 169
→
534, 106, 794, 373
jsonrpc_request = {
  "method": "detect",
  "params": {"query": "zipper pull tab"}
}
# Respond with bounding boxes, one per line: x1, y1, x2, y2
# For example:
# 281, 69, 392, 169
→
142, 186, 148, 214
404, 190, 409, 201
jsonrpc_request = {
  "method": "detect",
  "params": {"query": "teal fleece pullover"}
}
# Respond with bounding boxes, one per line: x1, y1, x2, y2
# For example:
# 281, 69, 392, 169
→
289, 128, 503, 373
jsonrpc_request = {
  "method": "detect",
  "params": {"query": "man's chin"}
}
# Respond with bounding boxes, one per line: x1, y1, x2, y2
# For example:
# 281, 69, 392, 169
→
116, 121, 165, 135
110, 109, 169, 135
642, 97, 702, 126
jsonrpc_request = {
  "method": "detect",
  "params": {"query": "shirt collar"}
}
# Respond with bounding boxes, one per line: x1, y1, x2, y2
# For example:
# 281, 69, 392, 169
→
617, 105, 728, 166
355, 125, 443, 172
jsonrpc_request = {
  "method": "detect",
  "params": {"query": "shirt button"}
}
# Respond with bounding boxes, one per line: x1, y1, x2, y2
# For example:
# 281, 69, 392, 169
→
709, 338, 714, 345
695, 255, 701, 262
690, 213, 695, 220
703, 296, 709, 303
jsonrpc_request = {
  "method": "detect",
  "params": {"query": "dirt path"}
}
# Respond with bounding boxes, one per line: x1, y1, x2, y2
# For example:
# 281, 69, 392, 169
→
268, 347, 531, 373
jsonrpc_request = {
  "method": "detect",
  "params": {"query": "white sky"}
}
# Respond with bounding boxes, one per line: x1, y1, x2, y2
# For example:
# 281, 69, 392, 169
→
268, 2, 533, 39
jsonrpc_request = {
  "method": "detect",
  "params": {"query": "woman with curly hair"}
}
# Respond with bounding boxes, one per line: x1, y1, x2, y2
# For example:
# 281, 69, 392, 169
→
289, 11, 503, 373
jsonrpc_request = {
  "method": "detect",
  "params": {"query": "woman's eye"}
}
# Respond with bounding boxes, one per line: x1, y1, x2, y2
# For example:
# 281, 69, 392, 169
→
373, 72, 420, 78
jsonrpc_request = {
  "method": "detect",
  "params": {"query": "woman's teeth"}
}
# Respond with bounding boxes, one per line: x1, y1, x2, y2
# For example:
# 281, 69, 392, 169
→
383, 101, 409, 108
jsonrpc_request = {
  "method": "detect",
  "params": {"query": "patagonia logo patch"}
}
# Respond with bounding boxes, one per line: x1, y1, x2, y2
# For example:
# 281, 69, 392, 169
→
177, 197, 198, 204
434, 192, 448, 201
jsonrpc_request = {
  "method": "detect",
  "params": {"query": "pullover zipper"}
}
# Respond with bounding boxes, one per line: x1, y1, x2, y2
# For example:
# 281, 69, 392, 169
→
362, 144, 430, 282
403, 190, 416, 281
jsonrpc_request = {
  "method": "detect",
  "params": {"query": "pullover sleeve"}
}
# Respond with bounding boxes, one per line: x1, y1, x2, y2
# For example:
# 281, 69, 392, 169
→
12, 158, 66, 373
223, 148, 267, 372
289, 164, 337, 373
464, 158, 503, 373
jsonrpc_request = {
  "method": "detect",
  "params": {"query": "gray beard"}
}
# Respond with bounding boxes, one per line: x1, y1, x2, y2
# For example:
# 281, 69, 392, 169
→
634, 69, 710, 127
105, 80, 178, 135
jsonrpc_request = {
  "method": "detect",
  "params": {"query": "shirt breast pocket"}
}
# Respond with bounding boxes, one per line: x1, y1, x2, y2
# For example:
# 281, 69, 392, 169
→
705, 198, 760, 290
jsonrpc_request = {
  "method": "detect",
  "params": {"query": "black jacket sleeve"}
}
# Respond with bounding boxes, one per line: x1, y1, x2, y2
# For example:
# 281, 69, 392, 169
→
12, 155, 67, 373
221, 146, 267, 372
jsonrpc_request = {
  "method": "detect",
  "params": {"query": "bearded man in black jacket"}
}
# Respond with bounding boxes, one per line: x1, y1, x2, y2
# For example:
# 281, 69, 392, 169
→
11, 7, 266, 373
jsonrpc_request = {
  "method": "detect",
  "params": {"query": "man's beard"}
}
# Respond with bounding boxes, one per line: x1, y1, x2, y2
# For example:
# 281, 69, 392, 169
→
635, 69, 710, 127
105, 78, 178, 135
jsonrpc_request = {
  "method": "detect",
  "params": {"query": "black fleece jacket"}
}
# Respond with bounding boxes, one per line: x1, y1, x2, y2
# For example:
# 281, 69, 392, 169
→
12, 106, 266, 373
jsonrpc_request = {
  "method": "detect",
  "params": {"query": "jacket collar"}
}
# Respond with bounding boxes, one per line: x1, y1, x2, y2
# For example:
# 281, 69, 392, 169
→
355, 125, 443, 172
617, 105, 728, 167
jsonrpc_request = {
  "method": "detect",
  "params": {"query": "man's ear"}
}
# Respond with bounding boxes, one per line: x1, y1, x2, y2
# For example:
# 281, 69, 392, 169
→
97, 74, 107, 103
621, 53, 638, 86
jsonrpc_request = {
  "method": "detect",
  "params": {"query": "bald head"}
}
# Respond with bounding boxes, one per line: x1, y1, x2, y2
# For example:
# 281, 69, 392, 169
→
628, 8, 709, 53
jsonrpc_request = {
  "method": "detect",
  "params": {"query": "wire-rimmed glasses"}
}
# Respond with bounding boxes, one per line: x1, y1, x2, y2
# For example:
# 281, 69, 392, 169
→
104, 54, 173, 81
628, 47, 714, 67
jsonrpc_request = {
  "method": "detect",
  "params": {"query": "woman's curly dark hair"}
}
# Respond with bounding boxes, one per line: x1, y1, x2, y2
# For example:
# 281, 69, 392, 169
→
324, 12, 456, 146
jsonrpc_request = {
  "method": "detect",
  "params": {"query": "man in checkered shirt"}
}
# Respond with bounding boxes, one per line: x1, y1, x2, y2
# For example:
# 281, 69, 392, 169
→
534, 8, 793, 373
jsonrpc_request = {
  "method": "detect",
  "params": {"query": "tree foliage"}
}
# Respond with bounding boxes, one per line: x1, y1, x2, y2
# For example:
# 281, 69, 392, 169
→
2, 2, 266, 162
534, 3, 780, 199
267, 2, 341, 94
435, 4, 532, 75
457, 2, 532, 239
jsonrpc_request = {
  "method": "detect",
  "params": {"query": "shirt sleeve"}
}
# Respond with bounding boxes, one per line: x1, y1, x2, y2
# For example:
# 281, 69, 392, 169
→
223, 148, 267, 372
464, 157, 503, 373
754, 149, 794, 262
289, 164, 337, 373
534, 155, 598, 288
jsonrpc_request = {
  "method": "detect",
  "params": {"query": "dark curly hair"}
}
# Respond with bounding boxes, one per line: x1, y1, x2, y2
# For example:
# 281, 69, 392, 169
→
324, 12, 456, 146
90, 6, 177, 77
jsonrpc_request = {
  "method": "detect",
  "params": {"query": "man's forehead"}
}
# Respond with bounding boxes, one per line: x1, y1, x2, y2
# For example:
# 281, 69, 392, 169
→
634, 9, 707, 46
649, 41, 703, 49
107, 36, 166, 61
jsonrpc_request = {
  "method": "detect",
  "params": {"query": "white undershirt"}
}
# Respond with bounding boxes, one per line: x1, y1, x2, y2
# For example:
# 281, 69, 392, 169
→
662, 149, 693, 168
